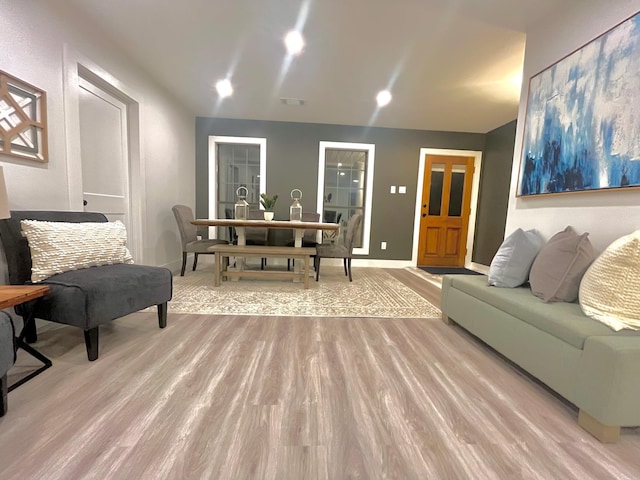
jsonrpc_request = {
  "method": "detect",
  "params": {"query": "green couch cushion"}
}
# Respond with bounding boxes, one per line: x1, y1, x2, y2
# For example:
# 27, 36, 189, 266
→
447, 274, 640, 349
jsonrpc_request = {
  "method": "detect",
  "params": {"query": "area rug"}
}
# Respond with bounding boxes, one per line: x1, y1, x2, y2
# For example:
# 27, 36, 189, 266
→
168, 266, 441, 318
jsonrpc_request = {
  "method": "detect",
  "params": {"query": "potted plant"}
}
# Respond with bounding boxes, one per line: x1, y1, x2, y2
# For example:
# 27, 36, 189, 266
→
260, 193, 278, 220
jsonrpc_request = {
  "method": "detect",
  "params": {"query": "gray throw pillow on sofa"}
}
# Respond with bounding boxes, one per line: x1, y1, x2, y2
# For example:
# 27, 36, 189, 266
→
488, 228, 543, 288
529, 226, 595, 303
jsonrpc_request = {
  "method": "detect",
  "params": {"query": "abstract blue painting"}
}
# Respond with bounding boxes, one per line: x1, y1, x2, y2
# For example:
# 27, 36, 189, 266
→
519, 11, 640, 196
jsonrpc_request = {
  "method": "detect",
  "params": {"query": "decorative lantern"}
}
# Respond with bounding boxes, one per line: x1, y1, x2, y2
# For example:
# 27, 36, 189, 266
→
289, 188, 303, 221
234, 186, 249, 220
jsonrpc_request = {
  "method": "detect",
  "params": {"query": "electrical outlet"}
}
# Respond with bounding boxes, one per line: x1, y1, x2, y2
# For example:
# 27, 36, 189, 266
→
398, 185, 407, 194
381, 241, 387, 250
390, 185, 396, 194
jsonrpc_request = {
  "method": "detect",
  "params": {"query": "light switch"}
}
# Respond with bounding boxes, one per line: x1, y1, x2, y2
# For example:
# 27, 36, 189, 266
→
390, 185, 396, 194
398, 185, 407, 194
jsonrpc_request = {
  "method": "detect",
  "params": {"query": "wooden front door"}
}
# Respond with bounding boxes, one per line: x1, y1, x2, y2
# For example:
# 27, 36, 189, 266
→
417, 155, 474, 267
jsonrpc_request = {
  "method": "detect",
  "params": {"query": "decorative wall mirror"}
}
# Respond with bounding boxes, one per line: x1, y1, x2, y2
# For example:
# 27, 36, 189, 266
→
0, 70, 48, 163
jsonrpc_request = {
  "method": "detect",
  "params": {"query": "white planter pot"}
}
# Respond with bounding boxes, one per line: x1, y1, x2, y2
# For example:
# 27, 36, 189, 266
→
263, 211, 274, 221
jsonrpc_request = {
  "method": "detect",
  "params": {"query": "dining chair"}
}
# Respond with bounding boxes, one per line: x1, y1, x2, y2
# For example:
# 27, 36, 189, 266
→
172, 205, 229, 276
246, 207, 268, 269
287, 212, 320, 271
314, 213, 363, 282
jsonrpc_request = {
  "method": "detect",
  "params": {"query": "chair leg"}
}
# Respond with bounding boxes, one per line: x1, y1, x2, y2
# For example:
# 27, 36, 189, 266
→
261, 258, 266, 270
180, 252, 187, 276
192, 252, 199, 271
343, 258, 348, 276
84, 327, 99, 361
315, 257, 321, 281
347, 258, 353, 282
157, 302, 167, 329
287, 259, 291, 271
23, 316, 38, 344
0, 374, 7, 417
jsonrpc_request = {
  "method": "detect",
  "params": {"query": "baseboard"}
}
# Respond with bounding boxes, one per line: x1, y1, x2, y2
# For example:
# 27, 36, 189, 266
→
467, 262, 490, 274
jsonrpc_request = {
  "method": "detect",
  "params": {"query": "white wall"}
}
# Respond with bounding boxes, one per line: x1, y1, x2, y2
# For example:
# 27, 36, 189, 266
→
505, 0, 640, 253
0, 0, 194, 270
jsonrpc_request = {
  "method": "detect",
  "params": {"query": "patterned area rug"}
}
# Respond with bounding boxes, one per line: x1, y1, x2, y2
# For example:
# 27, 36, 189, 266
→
169, 266, 441, 318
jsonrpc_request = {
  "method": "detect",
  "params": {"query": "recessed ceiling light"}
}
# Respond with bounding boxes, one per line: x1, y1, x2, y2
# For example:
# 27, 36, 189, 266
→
215, 79, 233, 98
376, 90, 391, 107
285, 30, 304, 55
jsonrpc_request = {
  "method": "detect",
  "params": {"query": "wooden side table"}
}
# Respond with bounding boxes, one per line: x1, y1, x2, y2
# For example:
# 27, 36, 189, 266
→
0, 285, 51, 391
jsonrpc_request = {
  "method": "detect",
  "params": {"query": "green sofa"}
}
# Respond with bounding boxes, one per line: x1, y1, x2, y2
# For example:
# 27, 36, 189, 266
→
441, 274, 640, 443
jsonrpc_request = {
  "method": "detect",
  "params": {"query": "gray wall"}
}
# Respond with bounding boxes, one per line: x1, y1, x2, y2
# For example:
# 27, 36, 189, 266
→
196, 117, 485, 260
472, 120, 516, 265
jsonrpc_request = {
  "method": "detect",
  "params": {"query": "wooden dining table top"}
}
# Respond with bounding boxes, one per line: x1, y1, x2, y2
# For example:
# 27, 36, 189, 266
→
191, 218, 340, 230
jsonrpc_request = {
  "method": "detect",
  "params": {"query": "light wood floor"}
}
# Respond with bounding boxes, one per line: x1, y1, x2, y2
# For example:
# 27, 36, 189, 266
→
1, 269, 639, 479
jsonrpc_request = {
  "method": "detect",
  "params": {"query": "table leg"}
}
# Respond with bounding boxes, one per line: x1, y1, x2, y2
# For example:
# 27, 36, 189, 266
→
228, 226, 246, 281
292, 228, 305, 281
9, 304, 52, 392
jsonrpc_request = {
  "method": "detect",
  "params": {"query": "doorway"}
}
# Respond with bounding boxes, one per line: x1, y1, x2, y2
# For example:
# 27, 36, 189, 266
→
63, 51, 144, 261
78, 77, 130, 228
413, 149, 482, 268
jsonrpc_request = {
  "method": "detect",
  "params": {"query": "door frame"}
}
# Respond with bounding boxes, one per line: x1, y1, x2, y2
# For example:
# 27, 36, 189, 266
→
63, 46, 145, 262
412, 148, 482, 268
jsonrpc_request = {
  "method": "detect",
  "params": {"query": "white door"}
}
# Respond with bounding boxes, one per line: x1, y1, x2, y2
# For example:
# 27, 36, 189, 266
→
78, 77, 130, 228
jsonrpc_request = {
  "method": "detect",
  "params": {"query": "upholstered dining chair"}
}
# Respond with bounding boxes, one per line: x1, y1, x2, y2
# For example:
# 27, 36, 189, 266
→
315, 213, 363, 282
172, 205, 229, 276
287, 212, 320, 271
246, 206, 269, 269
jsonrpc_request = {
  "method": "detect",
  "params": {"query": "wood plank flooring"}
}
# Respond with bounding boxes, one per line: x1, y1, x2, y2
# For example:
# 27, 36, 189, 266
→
0, 269, 639, 479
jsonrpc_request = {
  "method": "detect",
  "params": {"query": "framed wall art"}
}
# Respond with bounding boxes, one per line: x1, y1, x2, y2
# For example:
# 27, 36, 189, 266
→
0, 70, 48, 163
518, 11, 640, 196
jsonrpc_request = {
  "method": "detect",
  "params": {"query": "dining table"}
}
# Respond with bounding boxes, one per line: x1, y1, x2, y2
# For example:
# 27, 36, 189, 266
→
191, 218, 340, 277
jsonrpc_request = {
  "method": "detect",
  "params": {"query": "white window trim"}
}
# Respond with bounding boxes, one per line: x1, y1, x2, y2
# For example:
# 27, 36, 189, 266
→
317, 141, 375, 256
208, 136, 266, 239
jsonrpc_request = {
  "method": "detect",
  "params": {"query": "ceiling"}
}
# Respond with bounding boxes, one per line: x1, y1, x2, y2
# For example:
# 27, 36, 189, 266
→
58, 0, 579, 133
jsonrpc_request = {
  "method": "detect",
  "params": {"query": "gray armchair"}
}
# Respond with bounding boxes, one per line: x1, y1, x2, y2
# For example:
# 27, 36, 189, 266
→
172, 205, 229, 276
0, 211, 172, 361
315, 213, 363, 282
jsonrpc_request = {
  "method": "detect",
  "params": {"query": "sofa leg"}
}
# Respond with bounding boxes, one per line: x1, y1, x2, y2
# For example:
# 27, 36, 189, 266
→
315, 257, 321, 281
157, 303, 167, 329
442, 313, 453, 325
0, 374, 7, 417
180, 252, 187, 276
578, 409, 620, 443
192, 252, 199, 271
84, 327, 99, 361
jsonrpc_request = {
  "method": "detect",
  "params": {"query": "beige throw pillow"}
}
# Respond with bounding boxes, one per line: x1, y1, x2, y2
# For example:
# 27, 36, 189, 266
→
529, 226, 595, 303
579, 230, 640, 331
21, 220, 134, 283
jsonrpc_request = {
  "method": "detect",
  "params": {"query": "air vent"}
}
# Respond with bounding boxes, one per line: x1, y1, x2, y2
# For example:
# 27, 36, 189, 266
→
280, 97, 305, 106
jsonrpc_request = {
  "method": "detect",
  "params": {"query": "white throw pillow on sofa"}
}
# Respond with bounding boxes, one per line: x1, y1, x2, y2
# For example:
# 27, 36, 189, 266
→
488, 228, 543, 288
21, 219, 134, 282
579, 230, 640, 331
